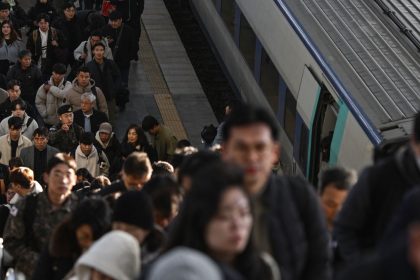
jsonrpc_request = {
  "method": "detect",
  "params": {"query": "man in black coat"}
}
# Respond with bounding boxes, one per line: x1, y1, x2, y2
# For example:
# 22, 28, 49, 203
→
86, 42, 121, 124
73, 92, 108, 135
334, 112, 420, 270
221, 105, 330, 280
94, 122, 122, 179
111, 0, 143, 46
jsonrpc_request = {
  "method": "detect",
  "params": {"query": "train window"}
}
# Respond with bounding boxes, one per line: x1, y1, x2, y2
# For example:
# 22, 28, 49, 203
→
260, 48, 280, 114
299, 123, 309, 172
239, 13, 256, 71
284, 88, 296, 144
221, 0, 235, 36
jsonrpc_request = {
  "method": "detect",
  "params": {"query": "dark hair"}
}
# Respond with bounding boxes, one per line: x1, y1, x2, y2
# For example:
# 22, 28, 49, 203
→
7, 79, 20, 90
10, 98, 26, 111
166, 161, 263, 279
176, 139, 191, 149
222, 104, 279, 142
77, 66, 90, 75
90, 29, 103, 38
142, 115, 159, 131
152, 161, 174, 178
76, 168, 94, 182
0, 2, 10, 10
36, 13, 51, 23
414, 112, 420, 143
9, 167, 33, 189
52, 63, 67, 75
47, 153, 77, 173
33, 127, 49, 138
17, 49, 31, 60
319, 167, 355, 193
123, 152, 152, 179
8, 116, 22, 129
61, 2, 75, 11
9, 157, 23, 169
122, 124, 149, 147
80, 132, 94, 145
177, 151, 221, 186
0, 20, 19, 43
92, 42, 105, 50
143, 176, 181, 220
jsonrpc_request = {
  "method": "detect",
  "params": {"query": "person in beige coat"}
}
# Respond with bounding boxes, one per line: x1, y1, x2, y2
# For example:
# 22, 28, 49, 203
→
64, 66, 108, 116
0, 116, 32, 165
35, 63, 71, 126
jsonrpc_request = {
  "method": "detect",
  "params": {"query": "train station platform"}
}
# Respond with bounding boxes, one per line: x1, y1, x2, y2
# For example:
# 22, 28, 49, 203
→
114, 0, 218, 147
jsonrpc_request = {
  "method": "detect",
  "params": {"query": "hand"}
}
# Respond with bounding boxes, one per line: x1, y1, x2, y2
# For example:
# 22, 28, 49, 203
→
80, 53, 87, 60
43, 84, 51, 92
107, 37, 114, 44
51, 40, 58, 47
61, 123, 69, 131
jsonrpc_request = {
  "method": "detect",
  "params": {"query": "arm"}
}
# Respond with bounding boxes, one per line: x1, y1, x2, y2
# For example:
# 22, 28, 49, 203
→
35, 86, 48, 118
74, 41, 86, 61
49, 81, 72, 99
0, 120, 7, 137
95, 88, 109, 116
99, 152, 110, 177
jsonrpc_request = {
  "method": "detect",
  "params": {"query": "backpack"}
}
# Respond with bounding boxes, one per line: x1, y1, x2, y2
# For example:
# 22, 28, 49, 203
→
90, 85, 101, 111
201, 124, 217, 145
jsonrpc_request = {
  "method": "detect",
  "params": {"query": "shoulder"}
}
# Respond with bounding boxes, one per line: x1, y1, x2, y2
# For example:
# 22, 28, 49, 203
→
21, 135, 32, 144
20, 145, 33, 154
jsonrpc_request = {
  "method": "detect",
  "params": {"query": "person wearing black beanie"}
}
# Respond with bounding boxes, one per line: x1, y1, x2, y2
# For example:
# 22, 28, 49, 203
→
112, 190, 166, 269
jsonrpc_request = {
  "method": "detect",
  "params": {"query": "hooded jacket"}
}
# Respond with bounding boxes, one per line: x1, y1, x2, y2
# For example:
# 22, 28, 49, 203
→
0, 113, 38, 138
73, 231, 140, 280
64, 78, 108, 116
0, 134, 32, 165
74, 145, 109, 177
73, 38, 113, 65
35, 77, 72, 125
94, 131, 122, 176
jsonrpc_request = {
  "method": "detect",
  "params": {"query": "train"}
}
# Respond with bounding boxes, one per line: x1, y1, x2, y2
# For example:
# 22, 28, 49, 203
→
189, 0, 420, 183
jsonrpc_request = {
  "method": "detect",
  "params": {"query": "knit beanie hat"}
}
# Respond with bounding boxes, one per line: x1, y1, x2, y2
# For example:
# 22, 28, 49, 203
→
113, 190, 154, 230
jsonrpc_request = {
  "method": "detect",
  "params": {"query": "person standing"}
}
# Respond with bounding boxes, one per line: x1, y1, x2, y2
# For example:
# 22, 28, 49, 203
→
0, 20, 24, 75
73, 92, 108, 135
142, 115, 177, 161
0, 98, 38, 138
0, 116, 32, 165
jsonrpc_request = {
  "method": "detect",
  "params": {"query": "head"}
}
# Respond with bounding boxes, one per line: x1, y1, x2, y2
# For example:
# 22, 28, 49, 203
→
51, 63, 66, 84
92, 43, 105, 61
142, 115, 160, 135
79, 132, 94, 156
1, 20, 17, 41
221, 105, 280, 195
152, 161, 175, 178
98, 122, 112, 143
9, 167, 34, 196
58, 104, 74, 125
166, 162, 253, 265
8, 116, 22, 141
18, 50, 31, 69
32, 127, 49, 151
0, 2, 10, 20
80, 92, 95, 114
10, 98, 26, 119
112, 190, 154, 243
76, 66, 91, 88
45, 153, 77, 200
108, 11, 123, 29
143, 176, 182, 228
37, 13, 50, 32
7, 79, 21, 101
8, 157, 23, 171
411, 112, 420, 157
123, 124, 148, 147
89, 30, 102, 47
121, 152, 152, 190
76, 168, 94, 183
62, 2, 76, 20
319, 167, 356, 231
176, 139, 192, 149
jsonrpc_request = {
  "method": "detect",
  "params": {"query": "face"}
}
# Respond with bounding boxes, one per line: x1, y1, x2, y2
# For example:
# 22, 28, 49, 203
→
90, 36, 101, 46
6, 188, 15, 203
64, 7, 75, 20
205, 188, 252, 262
320, 184, 349, 230
38, 19, 49, 32
45, 163, 76, 198
33, 134, 48, 151
52, 72, 64, 84
93, 46, 105, 60
77, 71, 90, 87
127, 128, 138, 144
222, 124, 279, 195
8, 85, 21, 101
99, 132, 110, 143
76, 224, 94, 251
20, 56, 31, 68
121, 171, 150, 190
0, 9, 9, 20
110, 19, 122, 29
9, 125, 21, 141
90, 269, 113, 280
148, 126, 158, 136
12, 105, 25, 119
81, 99, 94, 113
59, 112, 73, 125
112, 222, 149, 244
80, 143, 93, 156
2, 23, 10, 35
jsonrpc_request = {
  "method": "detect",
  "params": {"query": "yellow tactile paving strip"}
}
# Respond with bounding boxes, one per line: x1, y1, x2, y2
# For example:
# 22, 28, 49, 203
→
139, 21, 188, 140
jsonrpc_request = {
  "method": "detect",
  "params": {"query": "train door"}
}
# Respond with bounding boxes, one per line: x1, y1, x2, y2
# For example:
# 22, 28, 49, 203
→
295, 66, 337, 186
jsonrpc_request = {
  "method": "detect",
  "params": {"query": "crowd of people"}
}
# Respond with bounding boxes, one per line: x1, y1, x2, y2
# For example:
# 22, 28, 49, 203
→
0, 0, 417, 280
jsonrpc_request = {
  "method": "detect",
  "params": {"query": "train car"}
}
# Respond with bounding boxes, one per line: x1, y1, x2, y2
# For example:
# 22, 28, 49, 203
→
190, 0, 420, 183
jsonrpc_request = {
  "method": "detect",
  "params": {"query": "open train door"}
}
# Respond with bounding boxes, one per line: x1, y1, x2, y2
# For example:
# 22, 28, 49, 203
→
296, 66, 337, 186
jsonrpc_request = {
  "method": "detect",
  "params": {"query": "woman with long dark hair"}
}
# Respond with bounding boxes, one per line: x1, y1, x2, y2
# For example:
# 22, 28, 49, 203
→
121, 124, 157, 163
0, 20, 23, 75
164, 161, 280, 280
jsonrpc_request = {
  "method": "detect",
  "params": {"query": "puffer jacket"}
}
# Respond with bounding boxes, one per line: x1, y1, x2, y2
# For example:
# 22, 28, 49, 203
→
74, 145, 109, 177
0, 113, 38, 138
64, 79, 108, 116
73, 38, 113, 65
0, 134, 32, 165
35, 77, 72, 125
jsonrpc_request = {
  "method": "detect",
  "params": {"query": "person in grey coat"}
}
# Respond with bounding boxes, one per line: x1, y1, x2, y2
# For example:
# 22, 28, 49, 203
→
0, 20, 24, 75
19, 127, 59, 183
0, 98, 38, 138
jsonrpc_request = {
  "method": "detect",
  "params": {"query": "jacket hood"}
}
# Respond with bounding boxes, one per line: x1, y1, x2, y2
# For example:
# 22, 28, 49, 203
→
95, 131, 114, 148
76, 144, 98, 159
71, 78, 96, 94
75, 231, 140, 280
